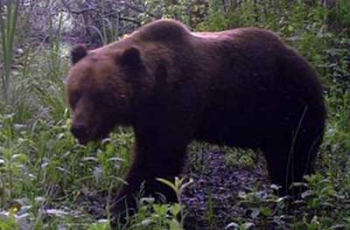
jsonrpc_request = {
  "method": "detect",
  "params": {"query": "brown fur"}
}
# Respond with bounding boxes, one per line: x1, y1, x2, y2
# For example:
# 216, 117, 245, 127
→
66, 19, 326, 225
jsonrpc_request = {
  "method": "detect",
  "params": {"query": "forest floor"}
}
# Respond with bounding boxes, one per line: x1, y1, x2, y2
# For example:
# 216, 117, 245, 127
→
75, 150, 270, 230
182, 151, 270, 230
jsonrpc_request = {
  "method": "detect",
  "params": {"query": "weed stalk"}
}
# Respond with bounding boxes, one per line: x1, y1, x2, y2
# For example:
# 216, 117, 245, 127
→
0, 0, 19, 105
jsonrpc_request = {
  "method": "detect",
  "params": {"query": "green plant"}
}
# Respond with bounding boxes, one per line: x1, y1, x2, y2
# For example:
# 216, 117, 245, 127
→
0, 114, 30, 202
0, 210, 20, 230
0, 0, 20, 105
206, 189, 217, 230
333, 0, 350, 30
90, 220, 112, 230
290, 173, 350, 229
224, 148, 256, 169
157, 177, 193, 227
124, 177, 192, 229
31, 13, 69, 121
235, 186, 288, 229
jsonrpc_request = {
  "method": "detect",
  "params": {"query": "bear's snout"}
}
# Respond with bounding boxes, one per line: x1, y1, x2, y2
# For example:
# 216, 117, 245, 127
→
70, 123, 89, 144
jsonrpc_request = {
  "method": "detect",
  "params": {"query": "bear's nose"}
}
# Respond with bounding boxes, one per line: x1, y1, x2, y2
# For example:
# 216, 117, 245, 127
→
70, 123, 88, 139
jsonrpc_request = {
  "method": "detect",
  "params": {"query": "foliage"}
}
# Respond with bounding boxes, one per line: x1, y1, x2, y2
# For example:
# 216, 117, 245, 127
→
227, 173, 350, 229
0, 0, 20, 105
119, 177, 193, 230
0, 0, 349, 229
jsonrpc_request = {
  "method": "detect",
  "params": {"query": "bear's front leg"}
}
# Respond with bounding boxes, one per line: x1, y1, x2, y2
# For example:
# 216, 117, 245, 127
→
110, 133, 188, 226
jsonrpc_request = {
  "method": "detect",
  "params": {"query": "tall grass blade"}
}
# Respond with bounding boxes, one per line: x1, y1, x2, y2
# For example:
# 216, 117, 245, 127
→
0, 0, 20, 106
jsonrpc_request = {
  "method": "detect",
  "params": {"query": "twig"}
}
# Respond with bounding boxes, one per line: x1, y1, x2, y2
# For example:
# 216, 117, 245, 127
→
105, 12, 141, 26
119, 1, 158, 18
60, 0, 141, 25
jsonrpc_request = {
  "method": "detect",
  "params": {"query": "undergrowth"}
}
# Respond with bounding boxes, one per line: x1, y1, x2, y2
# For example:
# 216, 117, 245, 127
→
0, 0, 349, 229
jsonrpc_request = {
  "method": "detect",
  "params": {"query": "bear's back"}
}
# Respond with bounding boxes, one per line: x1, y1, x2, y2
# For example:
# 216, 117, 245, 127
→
135, 19, 191, 43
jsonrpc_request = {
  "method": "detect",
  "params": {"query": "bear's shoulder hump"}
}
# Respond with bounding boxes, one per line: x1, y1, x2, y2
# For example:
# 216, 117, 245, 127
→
136, 19, 190, 42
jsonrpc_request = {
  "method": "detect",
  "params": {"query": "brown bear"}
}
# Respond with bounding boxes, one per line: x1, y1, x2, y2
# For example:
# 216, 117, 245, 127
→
66, 19, 326, 225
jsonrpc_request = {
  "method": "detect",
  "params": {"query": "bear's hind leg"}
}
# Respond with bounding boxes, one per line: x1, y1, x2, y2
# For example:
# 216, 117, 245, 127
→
262, 133, 321, 196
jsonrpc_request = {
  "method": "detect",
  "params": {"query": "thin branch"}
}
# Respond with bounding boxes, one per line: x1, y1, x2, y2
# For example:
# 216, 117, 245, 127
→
119, 1, 158, 18
105, 12, 141, 26
60, 0, 141, 25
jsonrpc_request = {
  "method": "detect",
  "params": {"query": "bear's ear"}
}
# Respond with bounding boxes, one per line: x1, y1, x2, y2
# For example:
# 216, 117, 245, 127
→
120, 47, 143, 68
71, 44, 87, 64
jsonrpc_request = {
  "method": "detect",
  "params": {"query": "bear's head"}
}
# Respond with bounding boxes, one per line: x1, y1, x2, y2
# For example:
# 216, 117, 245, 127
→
66, 44, 148, 145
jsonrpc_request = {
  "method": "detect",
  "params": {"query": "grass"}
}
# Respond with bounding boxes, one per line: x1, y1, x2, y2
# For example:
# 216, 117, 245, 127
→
0, 0, 350, 229
0, 0, 20, 105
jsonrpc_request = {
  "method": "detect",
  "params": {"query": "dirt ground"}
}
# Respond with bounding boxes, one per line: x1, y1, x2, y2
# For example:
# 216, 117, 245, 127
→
182, 151, 270, 230
79, 149, 271, 229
